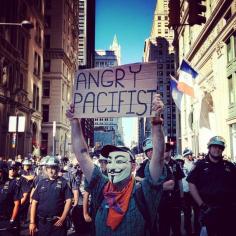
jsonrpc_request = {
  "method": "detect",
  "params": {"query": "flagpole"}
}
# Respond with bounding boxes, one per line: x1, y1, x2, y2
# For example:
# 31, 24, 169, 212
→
172, 27, 182, 155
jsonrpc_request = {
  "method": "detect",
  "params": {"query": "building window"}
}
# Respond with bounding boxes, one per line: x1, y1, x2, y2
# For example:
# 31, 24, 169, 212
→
41, 133, 48, 156
228, 75, 235, 105
43, 81, 50, 97
33, 84, 40, 110
44, 35, 50, 49
20, 36, 26, 60
44, 60, 51, 72
62, 83, 65, 101
158, 16, 161, 20
45, 15, 51, 28
35, 22, 42, 47
19, 73, 24, 90
42, 104, 49, 122
34, 52, 41, 77
234, 34, 236, 58
227, 38, 233, 62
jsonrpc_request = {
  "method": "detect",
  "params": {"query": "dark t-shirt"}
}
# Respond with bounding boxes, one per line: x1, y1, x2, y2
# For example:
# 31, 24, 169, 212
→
32, 176, 73, 217
0, 178, 20, 218
187, 155, 236, 206
136, 159, 149, 178
160, 159, 185, 206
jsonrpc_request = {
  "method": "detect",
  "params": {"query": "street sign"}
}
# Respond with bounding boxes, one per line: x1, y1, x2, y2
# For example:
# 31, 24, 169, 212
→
8, 116, 25, 132
73, 62, 158, 118
53, 121, 56, 137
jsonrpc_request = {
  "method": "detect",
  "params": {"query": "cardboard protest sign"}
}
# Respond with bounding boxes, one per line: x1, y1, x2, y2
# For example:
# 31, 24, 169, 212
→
73, 62, 157, 118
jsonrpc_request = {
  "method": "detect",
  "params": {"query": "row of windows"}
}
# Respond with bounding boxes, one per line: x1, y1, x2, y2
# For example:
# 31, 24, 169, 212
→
157, 64, 175, 69
158, 16, 168, 21
95, 118, 114, 121
95, 61, 115, 67
157, 71, 175, 76
42, 104, 70, 124
42, 80, 70, 102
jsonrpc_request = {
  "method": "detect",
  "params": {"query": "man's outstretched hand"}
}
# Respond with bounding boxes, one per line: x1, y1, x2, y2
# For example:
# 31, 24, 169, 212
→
66, 104, 78, 122
152, 94, 164, 119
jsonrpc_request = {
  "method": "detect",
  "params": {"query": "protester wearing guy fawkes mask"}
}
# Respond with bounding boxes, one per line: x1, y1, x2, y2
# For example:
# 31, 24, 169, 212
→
187, 136, 236, 236
106, 147, 134, 184
66, 93, 166, 235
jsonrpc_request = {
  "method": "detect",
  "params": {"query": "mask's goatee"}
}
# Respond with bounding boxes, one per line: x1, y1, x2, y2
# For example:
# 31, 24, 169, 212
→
111, 175, 114, 183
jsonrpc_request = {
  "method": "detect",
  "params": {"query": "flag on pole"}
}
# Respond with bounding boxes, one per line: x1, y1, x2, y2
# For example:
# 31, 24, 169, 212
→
178, 59, 198, 97
170, 75, 183, 110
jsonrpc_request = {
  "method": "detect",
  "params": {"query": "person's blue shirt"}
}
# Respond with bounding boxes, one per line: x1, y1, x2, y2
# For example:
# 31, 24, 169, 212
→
86, 163, 166, 236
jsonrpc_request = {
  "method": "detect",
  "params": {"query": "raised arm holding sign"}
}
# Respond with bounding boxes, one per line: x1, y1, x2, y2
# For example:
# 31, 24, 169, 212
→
66, 93, 166, 235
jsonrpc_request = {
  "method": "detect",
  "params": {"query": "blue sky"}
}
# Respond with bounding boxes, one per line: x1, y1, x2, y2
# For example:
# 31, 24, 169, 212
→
95, 0, 156, 147
95, 0, 156, 65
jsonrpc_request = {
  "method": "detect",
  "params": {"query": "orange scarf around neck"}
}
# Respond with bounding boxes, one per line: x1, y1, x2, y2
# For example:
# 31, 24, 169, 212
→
103, 176, 135, 230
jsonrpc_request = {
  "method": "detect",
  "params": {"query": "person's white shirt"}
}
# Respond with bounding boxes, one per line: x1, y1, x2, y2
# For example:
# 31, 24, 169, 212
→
182, 158, 194, 192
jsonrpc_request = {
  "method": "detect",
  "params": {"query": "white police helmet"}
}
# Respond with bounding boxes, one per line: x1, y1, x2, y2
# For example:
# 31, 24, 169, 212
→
22, 158, 32, 165
142, 138, 153, 152
39, 156, 50, 166
45, 156, 60, 167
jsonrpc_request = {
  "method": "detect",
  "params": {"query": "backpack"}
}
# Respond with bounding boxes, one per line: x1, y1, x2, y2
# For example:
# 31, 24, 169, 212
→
90, 182, 159, 235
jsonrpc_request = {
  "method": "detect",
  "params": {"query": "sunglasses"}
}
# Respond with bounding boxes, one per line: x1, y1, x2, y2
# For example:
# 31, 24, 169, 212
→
99, 160, 108, 164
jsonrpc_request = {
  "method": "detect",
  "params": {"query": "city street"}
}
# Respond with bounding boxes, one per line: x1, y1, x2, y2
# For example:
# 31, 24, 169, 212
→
1, 0, 236, 236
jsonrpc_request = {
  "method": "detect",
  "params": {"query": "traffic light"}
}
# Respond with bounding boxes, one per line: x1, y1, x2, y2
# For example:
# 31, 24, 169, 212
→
188, 0, 206, 26
168, 0, 180, 28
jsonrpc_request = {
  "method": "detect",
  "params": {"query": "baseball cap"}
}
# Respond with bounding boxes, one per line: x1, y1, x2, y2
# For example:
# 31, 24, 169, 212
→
101, 145, 135, 163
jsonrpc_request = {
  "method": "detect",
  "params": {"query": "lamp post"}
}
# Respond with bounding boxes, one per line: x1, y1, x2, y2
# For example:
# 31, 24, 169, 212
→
53, 121, 56, 156
0, 20, 34, 29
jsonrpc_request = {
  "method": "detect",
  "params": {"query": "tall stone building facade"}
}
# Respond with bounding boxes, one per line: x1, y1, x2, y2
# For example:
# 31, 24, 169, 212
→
142, 0, 177, 149
0, 0, 44, 158
77, 0, 95, 150
176, 0, 236, 159
94, 36, 124, 148
41, 0, 79, 156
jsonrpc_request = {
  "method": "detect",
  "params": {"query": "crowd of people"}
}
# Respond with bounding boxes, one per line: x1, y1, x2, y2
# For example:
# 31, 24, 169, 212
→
1, 94, 236, 236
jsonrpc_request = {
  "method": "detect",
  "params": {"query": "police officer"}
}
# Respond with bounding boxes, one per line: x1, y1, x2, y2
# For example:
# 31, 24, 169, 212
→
182, 148, 199, 235
187, 136, 236, 236
8, 161, 30, 226
135, 138, 154, 182
98, 154, 108, 176
0, 162, 20, 236
29, 156, 73, 236
158, 143, 185, 236
21, 157, 35, 181
32, 156, 49, 188
20, 158, 35, 225
30, 156, 49, 206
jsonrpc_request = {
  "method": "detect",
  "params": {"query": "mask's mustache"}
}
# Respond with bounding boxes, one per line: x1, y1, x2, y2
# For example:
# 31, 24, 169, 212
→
108, 169, 123, 174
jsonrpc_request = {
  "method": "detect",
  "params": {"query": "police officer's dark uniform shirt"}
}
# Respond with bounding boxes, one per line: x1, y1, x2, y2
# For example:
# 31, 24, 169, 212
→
61, 170, 78, 191
187, 155, 236, 206
136, 159, 149, 178
161, 159, 185, 206
32, 174, 47, 188
17, 176, 32, 197
0, 178, 20, 219
32, 176, 73, 217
